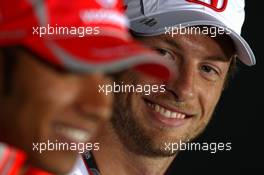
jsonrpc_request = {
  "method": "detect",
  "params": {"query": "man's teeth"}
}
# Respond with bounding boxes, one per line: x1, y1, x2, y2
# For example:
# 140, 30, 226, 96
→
148, 103, 186, 119
56, 125, 90, 143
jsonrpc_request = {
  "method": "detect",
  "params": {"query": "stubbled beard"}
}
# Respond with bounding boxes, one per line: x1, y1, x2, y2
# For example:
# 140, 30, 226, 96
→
111, 93, 178, 157
111, 93, 210, 158
110, 71, 212, 157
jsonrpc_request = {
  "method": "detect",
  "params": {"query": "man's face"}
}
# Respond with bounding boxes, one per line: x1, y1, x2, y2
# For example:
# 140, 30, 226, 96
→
111, 33, 233, 157
0, 48, 112, 173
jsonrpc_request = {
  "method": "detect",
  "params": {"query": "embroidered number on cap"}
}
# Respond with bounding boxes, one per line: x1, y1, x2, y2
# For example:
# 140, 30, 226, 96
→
186, 0, 228, 12
139, 18, 158, 27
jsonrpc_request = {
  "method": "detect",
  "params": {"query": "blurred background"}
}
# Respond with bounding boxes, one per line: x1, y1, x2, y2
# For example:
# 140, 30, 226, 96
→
167, 1, 262, 175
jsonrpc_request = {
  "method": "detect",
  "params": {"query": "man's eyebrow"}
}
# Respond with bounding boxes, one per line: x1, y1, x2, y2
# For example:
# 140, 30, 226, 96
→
161, 37, 232, 62
163, 38, 182, 50
204, 56, 230, 62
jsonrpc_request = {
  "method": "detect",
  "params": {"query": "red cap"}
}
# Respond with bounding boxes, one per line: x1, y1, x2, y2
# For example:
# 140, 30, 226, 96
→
0, 0, 173, 79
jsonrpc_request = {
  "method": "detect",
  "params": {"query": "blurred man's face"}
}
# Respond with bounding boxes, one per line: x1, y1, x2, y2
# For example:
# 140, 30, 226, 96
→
0, 48, 112, 173
111, 33, 233, 157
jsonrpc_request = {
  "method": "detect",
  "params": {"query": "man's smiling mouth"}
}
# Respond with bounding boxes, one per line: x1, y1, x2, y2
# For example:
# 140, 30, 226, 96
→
147, 102, 186, 119
143, 98, 195, 127
54, 123, 91, 143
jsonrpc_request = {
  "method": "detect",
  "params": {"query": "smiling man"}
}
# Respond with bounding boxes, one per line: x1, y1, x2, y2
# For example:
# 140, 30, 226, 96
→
72, 0, 256, 175
109, 32, 237, 158
0, 0, 173, 174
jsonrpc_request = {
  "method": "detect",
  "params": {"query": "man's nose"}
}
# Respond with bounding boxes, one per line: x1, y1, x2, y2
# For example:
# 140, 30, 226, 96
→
166, 65, 195, 102
76, 73, 113, 121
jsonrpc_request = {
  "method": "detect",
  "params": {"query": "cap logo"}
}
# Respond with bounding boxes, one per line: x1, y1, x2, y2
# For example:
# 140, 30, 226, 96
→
139, 17, 158, 27
96, 0, 117, 8
186, 0, 228, 12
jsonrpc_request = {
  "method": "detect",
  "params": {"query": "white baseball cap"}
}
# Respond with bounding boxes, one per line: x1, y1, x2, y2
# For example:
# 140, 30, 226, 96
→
125, 0, 256, 66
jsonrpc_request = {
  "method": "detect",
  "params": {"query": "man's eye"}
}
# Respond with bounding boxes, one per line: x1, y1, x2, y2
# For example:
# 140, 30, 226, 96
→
200, 65, 220, 81
153, 48, 175, 61
201, 65, 215, 73
155, 48, 168, 56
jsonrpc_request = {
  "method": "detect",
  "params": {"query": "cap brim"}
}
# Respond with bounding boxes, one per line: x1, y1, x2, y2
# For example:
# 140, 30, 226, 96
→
129, 9, 256, 66
24, 34, 173, 80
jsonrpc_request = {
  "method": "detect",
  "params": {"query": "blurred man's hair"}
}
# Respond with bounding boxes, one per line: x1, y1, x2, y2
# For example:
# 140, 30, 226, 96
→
0, 46, 19, 95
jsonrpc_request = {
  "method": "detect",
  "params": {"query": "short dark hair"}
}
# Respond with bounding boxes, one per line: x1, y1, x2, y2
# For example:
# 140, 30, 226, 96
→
224, 55, 237, 89
0, 46, 19, 95
0, 45, 71, 96
212, 33, 238, 89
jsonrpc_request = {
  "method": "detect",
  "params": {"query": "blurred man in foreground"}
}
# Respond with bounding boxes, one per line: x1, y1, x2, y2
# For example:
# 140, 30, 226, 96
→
0, 0, 173, 174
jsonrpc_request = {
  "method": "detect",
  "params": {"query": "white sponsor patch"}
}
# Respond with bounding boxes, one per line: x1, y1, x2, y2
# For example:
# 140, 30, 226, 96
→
96, 0, 117, 8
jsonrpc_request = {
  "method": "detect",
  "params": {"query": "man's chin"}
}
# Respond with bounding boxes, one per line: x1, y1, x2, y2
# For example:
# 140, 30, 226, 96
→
144, 137, 187, 156
28, 150, 77, 174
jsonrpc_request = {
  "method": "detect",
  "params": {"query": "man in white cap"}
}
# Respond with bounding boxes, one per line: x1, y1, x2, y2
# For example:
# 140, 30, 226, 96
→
73, 0, 256, 175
